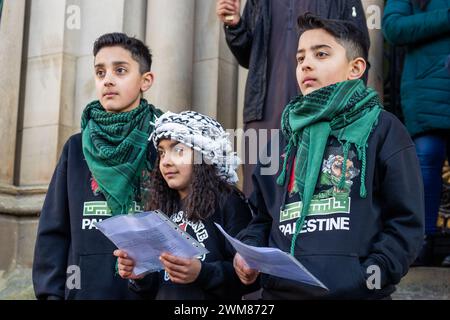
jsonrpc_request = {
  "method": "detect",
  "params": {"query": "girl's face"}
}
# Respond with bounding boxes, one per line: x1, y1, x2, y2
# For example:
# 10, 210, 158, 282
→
157, 139, 194, 199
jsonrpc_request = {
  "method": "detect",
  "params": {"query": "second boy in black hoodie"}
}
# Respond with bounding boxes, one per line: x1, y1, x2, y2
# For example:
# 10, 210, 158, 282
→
233, 14, 424, 299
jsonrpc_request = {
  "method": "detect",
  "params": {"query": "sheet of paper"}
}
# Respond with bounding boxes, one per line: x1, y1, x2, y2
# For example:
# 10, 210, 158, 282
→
96, 211, 209, 275
215, 223, 328, 290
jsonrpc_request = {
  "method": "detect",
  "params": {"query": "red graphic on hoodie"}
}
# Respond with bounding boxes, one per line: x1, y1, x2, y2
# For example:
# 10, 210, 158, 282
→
90, 176, 100, 196
288, 156, 297, 194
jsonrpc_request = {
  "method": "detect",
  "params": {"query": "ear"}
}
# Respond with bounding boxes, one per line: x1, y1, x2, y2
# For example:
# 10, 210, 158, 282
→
347, 58, 366, 80
140, 71, 154, 92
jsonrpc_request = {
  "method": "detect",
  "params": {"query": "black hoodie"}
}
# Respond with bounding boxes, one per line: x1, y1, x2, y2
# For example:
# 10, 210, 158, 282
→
33, 133, 154, 300
239, 111, 424, 299
128, 190, 256, 300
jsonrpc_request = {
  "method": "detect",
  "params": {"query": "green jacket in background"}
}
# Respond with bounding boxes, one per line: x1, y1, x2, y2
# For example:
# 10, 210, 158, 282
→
383, 0, 450, 137
0, 0, 4, 21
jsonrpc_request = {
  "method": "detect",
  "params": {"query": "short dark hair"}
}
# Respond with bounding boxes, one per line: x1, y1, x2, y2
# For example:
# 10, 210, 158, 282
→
93, 32, 152, 74
297, 13, 369, 63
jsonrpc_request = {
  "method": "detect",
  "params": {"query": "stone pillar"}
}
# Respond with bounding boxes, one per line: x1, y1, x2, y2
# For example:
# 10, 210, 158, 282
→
0, 184, 45, 271
362, 0, 384, 98
145, 0, 195, 112
123, 0, 147, 40
17, 0, 78, 186
0, 0, 26, 185
191, 0, 239, 130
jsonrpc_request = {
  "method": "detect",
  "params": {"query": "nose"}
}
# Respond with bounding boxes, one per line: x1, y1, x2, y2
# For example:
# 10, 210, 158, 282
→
103, 71, 115, 87
160, 153, 173, 167
301, 54, 313, 72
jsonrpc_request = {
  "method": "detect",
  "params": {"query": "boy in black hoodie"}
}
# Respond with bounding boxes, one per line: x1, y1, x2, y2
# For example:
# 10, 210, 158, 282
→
32, 33, 162, 300
233, 14, 424, 299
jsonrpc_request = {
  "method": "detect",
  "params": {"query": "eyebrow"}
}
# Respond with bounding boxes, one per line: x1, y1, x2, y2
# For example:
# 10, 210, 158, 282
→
297, 44, 332, 55
94, 61, 130, 68
158, 140, 181, 150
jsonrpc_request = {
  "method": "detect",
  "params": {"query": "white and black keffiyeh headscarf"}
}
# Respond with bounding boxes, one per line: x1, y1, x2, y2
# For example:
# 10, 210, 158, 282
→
149, 111, 240, 184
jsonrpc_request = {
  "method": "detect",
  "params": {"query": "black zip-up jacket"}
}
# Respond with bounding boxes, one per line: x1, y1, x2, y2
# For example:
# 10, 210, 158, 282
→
224, 0, 370, 123
128, 190, 257, 300
239, 111, 424, 299
32, 133, 155, 300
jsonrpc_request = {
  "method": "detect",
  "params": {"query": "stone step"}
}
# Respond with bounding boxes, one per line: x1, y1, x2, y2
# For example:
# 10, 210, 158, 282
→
0, 268, 34, 300
392, 267, 450, 300
1, 266, 449, 300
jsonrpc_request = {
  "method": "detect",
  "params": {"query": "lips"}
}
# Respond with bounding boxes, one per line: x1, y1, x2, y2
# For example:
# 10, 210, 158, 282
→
302, 77, 316, 85
103, 92, 118, 98
164, 172, 178, 178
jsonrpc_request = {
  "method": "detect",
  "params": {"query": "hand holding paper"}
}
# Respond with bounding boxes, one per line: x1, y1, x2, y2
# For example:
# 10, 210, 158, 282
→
114, 249, 143, 280
96, 211, 208, 276
233, 253, 260, 285
215, 223, 328, 289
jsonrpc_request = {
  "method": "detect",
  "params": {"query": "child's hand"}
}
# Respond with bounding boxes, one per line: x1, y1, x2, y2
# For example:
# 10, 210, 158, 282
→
233, 253, 259, 285
159, 252, 202, 284
113, 249, 143, 280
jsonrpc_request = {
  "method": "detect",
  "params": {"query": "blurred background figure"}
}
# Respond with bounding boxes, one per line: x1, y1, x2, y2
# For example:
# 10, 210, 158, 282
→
438, 54, 450, 267
383, 0, 450, 267
0, 0, 4, 23
216, 0, 370, 196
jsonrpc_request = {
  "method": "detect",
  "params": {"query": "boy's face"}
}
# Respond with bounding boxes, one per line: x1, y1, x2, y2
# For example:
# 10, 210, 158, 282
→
94, 46, 153, 113
296, 29, 364, 96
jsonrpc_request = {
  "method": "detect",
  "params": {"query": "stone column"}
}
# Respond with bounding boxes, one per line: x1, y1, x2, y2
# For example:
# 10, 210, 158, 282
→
362, 0, 384, 98
191, 0, 239, 130
0, 0, 26, 185
145, 0, 195, 112
17, 0, 78, 186
123, 0, 147, 40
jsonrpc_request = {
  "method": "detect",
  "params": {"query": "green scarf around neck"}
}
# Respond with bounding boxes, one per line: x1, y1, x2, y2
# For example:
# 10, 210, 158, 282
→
81, 98, 162, 215
277, 80, 382, 255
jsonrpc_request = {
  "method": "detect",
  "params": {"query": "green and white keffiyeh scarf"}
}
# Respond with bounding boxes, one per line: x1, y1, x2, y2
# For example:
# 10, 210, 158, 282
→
277, 80, 382, 255
81, 99, 162, 215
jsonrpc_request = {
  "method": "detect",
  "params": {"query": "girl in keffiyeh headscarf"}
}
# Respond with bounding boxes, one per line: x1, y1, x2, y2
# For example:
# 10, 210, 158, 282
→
114, 111, 257, 300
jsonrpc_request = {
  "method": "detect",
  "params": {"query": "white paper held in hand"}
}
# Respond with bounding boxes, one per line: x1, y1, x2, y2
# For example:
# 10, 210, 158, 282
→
96, 211, 209, 276
214, 223, 328, 290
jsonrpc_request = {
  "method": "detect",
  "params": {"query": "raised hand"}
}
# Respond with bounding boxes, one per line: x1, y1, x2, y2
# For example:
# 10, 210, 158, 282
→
216, 0, 241, 26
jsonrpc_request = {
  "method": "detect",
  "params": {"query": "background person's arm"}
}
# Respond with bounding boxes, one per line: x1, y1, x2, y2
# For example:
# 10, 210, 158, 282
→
383, 0, 450, 45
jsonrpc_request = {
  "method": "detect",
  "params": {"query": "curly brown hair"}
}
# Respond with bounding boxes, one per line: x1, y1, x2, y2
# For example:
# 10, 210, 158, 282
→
144, 153, 236, 222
